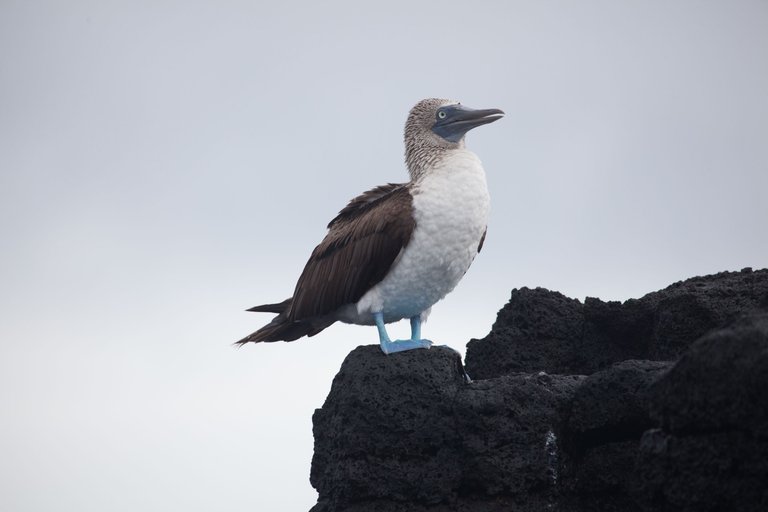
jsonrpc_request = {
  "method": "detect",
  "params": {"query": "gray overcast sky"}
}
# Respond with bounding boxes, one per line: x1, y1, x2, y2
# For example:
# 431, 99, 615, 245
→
1, 1, 767, 511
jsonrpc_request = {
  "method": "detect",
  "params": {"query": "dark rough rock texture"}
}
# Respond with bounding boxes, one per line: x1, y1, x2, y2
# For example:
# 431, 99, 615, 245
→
560, 360, 672, 512
310, 347, 466, 510
310, 345, 583, 512
648, 313, 768, 436
636, 313, 768, 512
566, 360, 671, 452
310, 269, 768, 511
465, 268, 768, 379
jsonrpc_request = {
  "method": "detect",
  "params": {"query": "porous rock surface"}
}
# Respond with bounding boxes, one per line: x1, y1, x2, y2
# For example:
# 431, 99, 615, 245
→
309, 269, 768, 511
465, 268, 768, 378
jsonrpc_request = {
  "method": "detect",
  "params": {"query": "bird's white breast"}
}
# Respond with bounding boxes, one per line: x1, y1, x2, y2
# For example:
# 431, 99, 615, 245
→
351, 149, 490, 324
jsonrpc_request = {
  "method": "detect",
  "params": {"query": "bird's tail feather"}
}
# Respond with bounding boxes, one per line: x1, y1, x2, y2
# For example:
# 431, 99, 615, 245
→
246, 297, 292, 314
236, 309, 334, 346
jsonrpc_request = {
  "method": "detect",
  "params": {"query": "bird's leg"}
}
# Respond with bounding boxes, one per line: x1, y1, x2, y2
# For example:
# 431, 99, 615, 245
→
374, 312, 392, 346
374, 312, 432, 355
410, 315, 422, 341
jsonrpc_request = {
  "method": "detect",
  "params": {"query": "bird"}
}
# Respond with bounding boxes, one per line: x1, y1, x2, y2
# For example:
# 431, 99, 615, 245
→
237, 98, 503, 354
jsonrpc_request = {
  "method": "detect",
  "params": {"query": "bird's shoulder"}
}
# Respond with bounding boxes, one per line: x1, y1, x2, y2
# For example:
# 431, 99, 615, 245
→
328, 182, 409, 228
312, 182, 414, 261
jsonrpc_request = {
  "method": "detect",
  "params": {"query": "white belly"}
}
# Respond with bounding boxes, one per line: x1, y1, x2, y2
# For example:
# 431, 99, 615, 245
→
345, 150, 490, 324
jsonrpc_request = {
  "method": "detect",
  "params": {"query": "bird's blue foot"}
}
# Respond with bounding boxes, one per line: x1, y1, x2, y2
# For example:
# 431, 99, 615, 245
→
374, 313, 433, 355
381, 337, 433, 354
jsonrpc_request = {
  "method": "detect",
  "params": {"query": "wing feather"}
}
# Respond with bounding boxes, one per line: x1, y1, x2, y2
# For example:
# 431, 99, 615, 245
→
288, 183, 414, 320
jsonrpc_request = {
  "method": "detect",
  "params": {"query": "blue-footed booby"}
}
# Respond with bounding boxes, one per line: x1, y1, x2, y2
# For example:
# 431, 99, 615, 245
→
237, 98, 503, 354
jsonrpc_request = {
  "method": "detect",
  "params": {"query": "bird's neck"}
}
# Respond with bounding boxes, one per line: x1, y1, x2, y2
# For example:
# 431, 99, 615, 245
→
406, 141, 467, 182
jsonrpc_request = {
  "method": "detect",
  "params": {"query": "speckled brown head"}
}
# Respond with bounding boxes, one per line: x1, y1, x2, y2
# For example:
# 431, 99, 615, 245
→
404, 98, 504, 180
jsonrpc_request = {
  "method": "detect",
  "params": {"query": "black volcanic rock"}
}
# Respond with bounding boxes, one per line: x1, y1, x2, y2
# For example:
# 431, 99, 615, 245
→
309, 269, 768, 512
635, 313, 768, 512
453, 371, 581, 501
649, 313, 768, 436
310, 346, 466, 510
310, 346, 583, 512
463, 287, 585, 378
465, 268, 768, 378
560, 360, 671, 511
566, 360, 671, 453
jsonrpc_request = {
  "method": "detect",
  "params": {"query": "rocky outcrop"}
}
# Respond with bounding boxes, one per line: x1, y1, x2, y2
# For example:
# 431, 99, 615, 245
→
310, 346, 584, 512
465, 269, 768, 378
561, 359, 671, 512
309, 269, 768, 511
636, 313, 768, 511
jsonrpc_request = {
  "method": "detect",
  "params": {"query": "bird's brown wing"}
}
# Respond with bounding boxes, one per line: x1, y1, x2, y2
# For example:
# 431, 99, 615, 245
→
288, 183, 414, 321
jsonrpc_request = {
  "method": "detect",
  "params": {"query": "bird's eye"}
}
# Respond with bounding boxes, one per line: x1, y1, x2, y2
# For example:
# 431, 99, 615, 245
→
437, 111, 447, 119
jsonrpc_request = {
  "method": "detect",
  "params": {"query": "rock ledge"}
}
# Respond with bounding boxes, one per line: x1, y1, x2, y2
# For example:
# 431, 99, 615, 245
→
310, 269, 768, 512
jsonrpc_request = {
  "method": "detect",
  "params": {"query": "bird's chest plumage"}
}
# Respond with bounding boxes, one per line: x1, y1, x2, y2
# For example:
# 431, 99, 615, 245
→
355, 151, 490, 322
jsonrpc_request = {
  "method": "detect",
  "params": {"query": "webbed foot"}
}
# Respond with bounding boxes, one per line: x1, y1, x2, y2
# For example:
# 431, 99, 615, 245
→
380, 338, 432, 355
374, 312, 434, 355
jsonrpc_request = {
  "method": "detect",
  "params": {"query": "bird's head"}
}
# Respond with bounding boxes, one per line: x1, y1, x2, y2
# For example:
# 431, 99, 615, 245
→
404, 98, 504, 179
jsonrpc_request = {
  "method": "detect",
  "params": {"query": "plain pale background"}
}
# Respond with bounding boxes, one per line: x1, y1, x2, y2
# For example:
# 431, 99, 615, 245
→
1, 1, 767, 511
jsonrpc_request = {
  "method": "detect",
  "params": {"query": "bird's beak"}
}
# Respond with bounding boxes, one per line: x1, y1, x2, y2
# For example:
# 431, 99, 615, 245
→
432, 104, 505, 142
